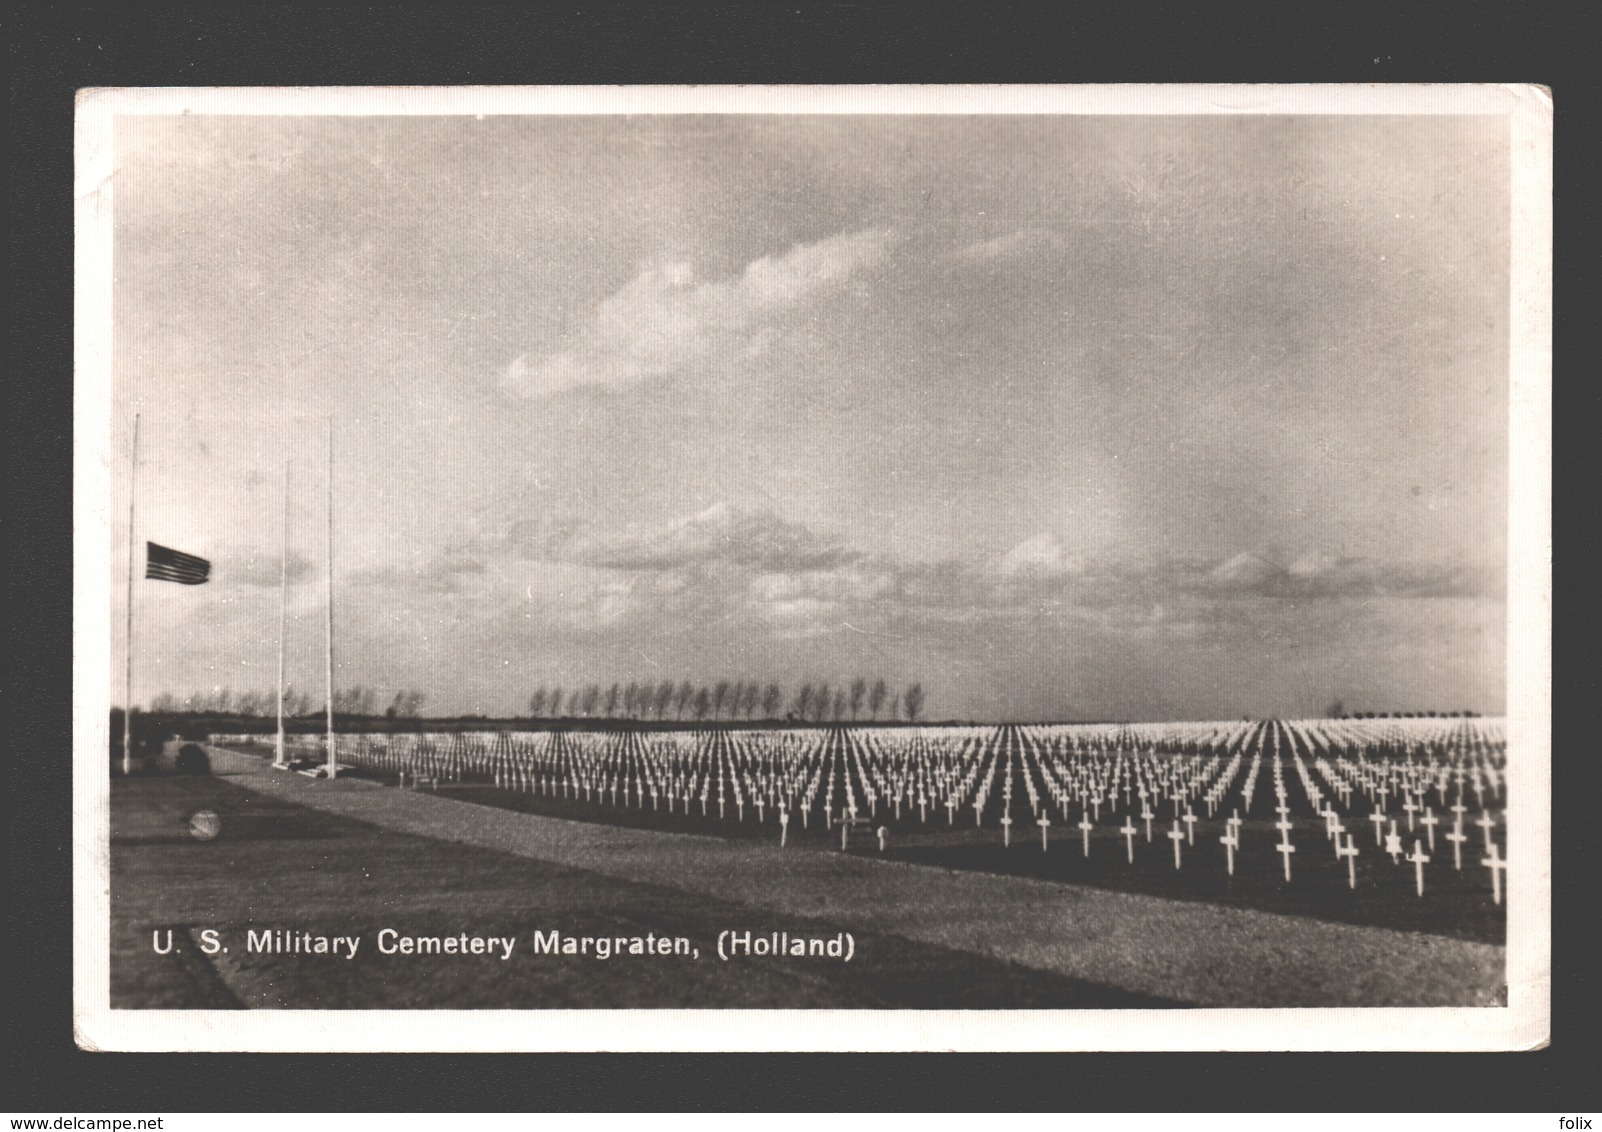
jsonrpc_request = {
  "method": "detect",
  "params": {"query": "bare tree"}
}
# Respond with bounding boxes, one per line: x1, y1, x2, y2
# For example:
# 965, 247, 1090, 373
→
813, 684, 831, 723
528, 688, 547, 718
761, 683, 783, 720
655, 680, 675, 719
692, 686, 712, 721
849, 678, 867, 720
832, 688, 847, 721
548, 688, 564, 717
334, 686, 372, 716
712, 681, 731, 720
676, 681, 695, 719
869, 678, 887, 720
579, 685, 600, 717
904, 682, 925, 722
388, 689, 427, 719
605, 683, 621, 717
794, 683, 814, 721
623, 681, 640, 718
739, 682, 759, 719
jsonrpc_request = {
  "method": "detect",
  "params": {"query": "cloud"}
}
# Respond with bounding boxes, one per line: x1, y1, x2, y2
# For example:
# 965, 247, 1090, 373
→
565, 502, 857, 574
502, 227, 898, 397
998, 532, 1086, 578
1199, 549, 1488, 600
379, 505, 1499, 674
951, 228, 1066, 265
217, 545, 314, 587
347, 550, 487, 594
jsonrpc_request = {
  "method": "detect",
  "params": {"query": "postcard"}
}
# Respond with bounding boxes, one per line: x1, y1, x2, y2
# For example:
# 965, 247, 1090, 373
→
73, 84, 1551, 1050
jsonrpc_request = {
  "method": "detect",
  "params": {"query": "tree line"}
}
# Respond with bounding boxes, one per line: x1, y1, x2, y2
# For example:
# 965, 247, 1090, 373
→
150, 686, 430, 719
146, 679, 929, 724
527, 679, 926, 723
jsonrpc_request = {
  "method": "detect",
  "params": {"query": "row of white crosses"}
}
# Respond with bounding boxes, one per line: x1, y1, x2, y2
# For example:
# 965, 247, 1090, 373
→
299, 719, 1508, 900
1283, 718, 1509, 901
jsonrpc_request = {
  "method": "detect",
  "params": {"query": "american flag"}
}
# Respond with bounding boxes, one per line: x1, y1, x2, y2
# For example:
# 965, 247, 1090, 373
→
145, 542, 211, 585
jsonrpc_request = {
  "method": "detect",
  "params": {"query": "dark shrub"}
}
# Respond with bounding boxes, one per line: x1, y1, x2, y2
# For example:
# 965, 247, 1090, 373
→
175, 744, 211, 775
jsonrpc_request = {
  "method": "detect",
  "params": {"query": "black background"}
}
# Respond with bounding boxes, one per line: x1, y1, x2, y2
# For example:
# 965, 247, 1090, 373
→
9, 1, 1596, 1112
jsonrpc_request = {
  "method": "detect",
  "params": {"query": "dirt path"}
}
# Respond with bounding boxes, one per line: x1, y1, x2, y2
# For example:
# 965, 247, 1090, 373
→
203, 747, 1504, 1006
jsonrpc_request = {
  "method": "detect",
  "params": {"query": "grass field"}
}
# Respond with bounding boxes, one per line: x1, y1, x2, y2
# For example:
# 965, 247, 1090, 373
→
111, 772, 1178, 1009
109, 748, 1506, 1009
212, 716, 1505, 950
308, 762, 1504, 944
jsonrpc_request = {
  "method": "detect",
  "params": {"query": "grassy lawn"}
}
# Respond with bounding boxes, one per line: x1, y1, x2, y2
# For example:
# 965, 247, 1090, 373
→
111, 772, 1179, 1009
258, 750, 1504, 945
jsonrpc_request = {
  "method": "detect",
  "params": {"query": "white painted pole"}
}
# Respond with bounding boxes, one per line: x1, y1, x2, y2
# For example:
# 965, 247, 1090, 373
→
274, 458, 289, 768
122, 413, 140, 777
324, 417, 336, 779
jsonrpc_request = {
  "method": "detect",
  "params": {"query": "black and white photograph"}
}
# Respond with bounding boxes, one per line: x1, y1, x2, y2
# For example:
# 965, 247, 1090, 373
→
72, 84, 1551, 1051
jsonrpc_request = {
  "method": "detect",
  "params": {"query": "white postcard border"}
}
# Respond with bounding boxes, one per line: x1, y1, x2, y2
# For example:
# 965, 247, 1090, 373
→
72, 83, 1552, 1052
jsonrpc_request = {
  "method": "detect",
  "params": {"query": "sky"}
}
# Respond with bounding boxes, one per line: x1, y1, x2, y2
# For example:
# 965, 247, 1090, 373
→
109, 111, 1510, 721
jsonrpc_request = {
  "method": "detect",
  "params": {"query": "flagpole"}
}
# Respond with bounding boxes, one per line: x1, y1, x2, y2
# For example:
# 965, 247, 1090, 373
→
325, 417, 336, 779
122, 413, 140, 777
274, 458, 289, 769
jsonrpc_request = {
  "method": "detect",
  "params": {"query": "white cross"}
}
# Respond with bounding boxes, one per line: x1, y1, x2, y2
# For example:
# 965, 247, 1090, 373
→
1402, 794, 1419, 830
779, 807, 790, 847
1219, 828, 1239, 876
1476, 809, 1496, 848
946, 797, 957, 825
1001, 811, 1013, 848
1141, 805, 1155, 842
1167, 821, 1186, 869
1482, 842, 1506, 905
974, 798, 984, 826
877, 825, 888, 852
1445, 820, 1467, 870
1336, 833, 1360, 889
1120, 817, 1137, 862
1419, 806, 1439, 851
1275, 834, 1296, 882
1038, 814, 1051, 851
1079, 813, 1095, 857
1407, 839, 1430, 897
1181, 808, 1198, 846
